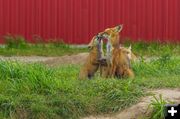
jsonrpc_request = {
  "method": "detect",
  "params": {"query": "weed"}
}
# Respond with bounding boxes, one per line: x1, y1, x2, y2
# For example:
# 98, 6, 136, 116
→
146, 95, 170, 119
3, 34, 27, 49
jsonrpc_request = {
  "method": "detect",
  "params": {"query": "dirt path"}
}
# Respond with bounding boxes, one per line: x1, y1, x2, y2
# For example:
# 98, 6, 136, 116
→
0, 56, 56, 63
43, 53, 88, 66
0, 53, 89, 66
83, 89, 180, 119
0, 53, 158, 66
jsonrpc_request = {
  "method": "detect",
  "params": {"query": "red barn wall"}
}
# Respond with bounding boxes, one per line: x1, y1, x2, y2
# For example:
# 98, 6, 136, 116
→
0, 0, 180, 44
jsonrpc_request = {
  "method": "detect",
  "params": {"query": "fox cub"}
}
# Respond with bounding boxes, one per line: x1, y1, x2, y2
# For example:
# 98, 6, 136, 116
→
78, 35, 104, 80
113, 46, 135, 79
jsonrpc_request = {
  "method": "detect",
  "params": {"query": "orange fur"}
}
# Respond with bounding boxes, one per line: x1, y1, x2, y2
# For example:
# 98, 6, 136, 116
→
119, 46, 138, 62
115, 65, 135, 79
79, 36, 101, 80
88, 25, 123, 56
101, 25, 123, 48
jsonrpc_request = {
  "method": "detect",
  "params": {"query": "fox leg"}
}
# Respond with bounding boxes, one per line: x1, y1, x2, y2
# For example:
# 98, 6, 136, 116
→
109, 65, 116, 78
114, 67, 122, 79
100, 66, 109, 78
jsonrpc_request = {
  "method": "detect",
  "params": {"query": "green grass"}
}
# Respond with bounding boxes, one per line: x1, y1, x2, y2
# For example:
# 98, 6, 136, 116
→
133, 55, 180, 88
0, 42, 179, 56
0, 34, 87, 56
0, 44, 87, 56
148, 95, 168, 119
0, 62, 143, 119
139, 94, 175, 119
0, 35, 179, 56
0, 35, 179, 118
0, 53, 179, 119
124, 41, 180, 57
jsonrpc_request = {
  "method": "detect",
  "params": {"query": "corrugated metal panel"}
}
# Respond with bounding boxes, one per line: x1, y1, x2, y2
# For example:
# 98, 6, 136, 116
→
0, 0, 179, 44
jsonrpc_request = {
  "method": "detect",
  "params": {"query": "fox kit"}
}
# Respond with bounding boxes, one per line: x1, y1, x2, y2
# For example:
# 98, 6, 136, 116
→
110, 47, 134, 79
114, 46, 135, 78
78, 35, 104, 80
98, 25, 124, 75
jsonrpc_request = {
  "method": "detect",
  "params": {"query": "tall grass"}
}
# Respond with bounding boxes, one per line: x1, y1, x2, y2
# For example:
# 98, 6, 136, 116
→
0, 54, 179, 119
148, 95, 168, 119
3, 34, 27, 49
0, 62, 143, 119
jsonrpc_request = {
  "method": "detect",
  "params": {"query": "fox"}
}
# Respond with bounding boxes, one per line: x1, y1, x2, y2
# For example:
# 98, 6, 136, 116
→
114, 46, 135, 79
98, 25, 124, 72
78, 35, 105, 80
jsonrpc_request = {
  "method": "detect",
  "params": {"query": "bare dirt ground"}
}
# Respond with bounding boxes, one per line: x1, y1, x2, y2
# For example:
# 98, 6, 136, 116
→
0, 52, 154, 66
0, 56, 56, 63
83, 89, 180, 119
43, 53, 88, 66
0, 53, 89, 66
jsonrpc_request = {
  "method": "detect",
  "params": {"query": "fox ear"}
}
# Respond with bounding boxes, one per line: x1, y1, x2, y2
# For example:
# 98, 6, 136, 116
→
115, 24, 123, 32
88, 36, 96, 49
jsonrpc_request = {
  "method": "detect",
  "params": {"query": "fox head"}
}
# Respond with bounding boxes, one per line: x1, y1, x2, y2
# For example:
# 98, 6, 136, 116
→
88, 25, 123, 49
87, 34, 103, 50
120, 45, 132, 60
100, 25, 123, 47
119, 45, 137, 61
87, 35, 105, 60
105, 25, 123, 33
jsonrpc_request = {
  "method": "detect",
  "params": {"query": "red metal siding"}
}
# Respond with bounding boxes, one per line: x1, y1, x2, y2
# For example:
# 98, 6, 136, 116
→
0, 0, 179, 44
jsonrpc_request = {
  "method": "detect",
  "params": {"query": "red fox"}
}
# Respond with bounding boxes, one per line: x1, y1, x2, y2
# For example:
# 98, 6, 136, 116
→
78, 35, 104, 80
113, 46, 135, 79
